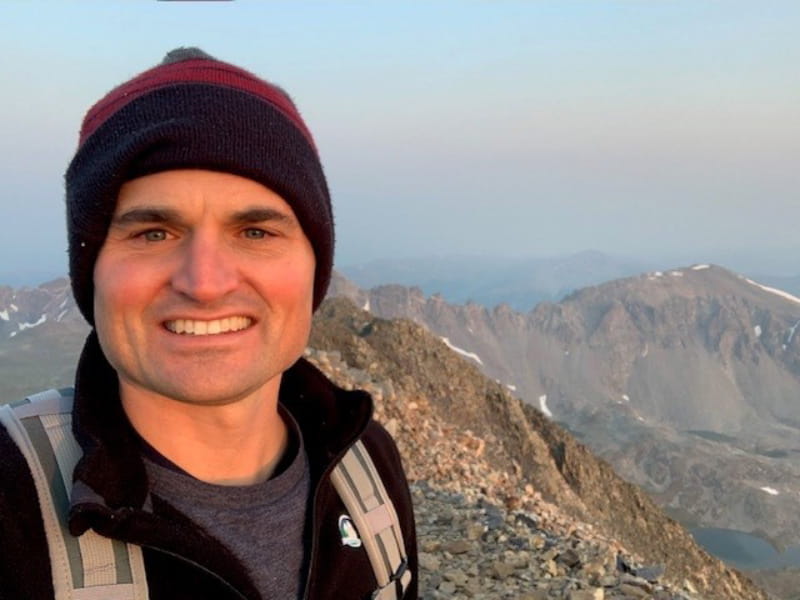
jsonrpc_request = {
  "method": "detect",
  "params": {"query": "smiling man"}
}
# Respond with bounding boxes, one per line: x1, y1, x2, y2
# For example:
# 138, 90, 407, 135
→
0, 48, 416, 600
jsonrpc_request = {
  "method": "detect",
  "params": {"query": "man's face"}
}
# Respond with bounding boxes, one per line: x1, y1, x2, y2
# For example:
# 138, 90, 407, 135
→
93, 169, 316, 406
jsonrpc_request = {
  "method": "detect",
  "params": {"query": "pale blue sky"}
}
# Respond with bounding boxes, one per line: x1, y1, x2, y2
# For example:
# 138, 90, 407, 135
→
1, 1, 799, 284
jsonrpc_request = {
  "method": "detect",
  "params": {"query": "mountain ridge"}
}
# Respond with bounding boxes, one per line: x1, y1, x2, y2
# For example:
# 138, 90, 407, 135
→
328, 264, 800, 554
340, 251, 655, 312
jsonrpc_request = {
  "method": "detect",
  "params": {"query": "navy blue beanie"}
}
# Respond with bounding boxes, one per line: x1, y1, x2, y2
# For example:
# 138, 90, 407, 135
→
65, 48, 333, 324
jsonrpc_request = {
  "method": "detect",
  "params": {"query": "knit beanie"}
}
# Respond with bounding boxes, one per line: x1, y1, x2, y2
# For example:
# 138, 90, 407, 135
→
65, 47, 333, 324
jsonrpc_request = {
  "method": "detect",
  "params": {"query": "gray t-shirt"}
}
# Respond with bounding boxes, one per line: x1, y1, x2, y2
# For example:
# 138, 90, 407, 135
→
142, 417, 310, 599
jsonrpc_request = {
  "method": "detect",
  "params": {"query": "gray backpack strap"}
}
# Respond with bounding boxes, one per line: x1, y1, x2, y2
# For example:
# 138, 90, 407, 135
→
0, 389, 148, 600
331, 439, 412, 600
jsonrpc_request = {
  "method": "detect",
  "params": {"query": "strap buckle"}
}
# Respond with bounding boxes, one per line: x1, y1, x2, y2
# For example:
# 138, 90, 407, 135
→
370, 559, 410, 599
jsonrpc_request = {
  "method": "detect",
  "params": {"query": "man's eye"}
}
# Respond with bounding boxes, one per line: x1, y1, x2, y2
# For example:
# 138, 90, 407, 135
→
141, 230, 168, 242
243, 228, 269, 240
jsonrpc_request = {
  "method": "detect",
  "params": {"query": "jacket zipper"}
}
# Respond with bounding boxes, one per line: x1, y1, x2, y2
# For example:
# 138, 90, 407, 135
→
302, 439, 364, 600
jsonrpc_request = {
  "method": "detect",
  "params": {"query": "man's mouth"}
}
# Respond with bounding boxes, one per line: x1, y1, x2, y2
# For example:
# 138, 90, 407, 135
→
164, 317, 254, 336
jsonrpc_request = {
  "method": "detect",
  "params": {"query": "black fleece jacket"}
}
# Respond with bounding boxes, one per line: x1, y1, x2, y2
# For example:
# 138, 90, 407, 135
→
0, 332, 418, 600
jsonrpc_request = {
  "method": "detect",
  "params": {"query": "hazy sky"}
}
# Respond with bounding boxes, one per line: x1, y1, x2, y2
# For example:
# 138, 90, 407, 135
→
2, 1, 799, 285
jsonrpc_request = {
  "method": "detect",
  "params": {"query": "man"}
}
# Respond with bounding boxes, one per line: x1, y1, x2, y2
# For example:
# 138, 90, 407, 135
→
0, 48, 417, 599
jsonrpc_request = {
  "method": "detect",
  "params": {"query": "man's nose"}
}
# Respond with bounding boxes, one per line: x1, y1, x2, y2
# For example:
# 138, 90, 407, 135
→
170, 233, 239, 303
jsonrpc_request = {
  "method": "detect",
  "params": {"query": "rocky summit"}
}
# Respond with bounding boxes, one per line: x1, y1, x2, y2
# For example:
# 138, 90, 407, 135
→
309, 298, 768, 599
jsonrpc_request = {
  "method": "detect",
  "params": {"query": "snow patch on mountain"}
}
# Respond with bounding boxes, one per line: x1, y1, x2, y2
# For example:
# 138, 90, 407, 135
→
760, 487, 779, 496
754, 325, 762, 338
787, 319, 800, 345
746, 278, 800, 306
0, 310, 8, 321
539, 394, 552, 418
441, 337, 483, 365
691, 264, 711, 271
18, 315, 46, 331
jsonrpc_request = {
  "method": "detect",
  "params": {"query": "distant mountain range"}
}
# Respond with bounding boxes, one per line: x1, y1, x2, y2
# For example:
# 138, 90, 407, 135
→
340, 252, 800, 312
339, 251, 655, 311
0, 279, 88, 400
329, 264, 800, 554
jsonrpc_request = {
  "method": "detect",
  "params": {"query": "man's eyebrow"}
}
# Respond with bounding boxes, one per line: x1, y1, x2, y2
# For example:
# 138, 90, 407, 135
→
112, 207, 184, 226
229, 207, 298, 227
111, 207, 297, 227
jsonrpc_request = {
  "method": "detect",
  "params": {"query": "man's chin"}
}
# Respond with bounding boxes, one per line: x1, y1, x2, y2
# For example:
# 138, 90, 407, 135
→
118, 369, 284, 408
153, 379, 279, 407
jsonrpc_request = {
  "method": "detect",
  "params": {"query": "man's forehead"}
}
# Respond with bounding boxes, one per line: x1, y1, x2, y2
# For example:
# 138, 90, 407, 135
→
113, 170, 299, 219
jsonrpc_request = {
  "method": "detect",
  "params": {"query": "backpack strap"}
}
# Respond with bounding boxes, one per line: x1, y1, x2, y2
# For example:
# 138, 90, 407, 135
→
0, 389, 149, 600
331, 439, 412, 600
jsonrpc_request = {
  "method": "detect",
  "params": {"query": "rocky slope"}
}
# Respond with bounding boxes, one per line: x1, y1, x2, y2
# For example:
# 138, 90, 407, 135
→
329, 265, 800, 551
309, 298, 768, 599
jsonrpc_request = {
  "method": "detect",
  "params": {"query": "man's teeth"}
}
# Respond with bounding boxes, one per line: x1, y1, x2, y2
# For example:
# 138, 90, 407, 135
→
166, 317, 252, 335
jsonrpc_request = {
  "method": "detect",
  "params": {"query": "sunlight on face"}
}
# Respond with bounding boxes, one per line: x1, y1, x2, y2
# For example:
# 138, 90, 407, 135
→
93, 169, 316, 406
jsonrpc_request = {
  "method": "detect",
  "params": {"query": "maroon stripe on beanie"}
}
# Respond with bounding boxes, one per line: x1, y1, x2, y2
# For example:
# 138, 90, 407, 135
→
79, 59, 317, 151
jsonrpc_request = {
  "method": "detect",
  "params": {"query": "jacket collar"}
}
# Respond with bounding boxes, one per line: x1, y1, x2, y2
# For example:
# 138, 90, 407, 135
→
68, 331, 373, 531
